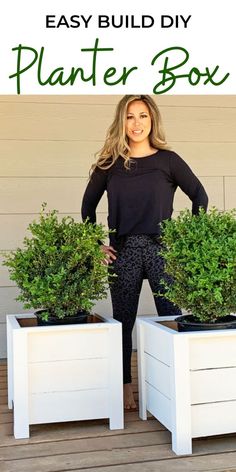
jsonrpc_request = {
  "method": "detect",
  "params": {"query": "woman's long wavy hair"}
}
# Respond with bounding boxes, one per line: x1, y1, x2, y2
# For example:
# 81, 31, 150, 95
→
91, 95, 169, 173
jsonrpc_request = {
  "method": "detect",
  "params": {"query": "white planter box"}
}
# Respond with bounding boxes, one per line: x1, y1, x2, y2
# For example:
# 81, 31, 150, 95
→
7, 313, 124, 439
137, 315, 236, 455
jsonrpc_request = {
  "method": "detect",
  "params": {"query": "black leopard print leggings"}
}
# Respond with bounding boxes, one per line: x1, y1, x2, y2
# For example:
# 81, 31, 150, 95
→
109, 234, 182, 384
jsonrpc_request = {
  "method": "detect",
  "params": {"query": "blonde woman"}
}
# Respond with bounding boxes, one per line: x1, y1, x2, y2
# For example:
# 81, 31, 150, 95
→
81, 95, 208, 409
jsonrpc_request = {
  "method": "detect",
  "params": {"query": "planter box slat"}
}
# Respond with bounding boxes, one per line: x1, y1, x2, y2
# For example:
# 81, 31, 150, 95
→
28, 329, 108, 362
190, 368, 236, 404
192, 401, 236, 438
145, 354, 171, 399
143, 323, 172, 366
29, 359, 108, 393
189, 336, 236, 370
29, 389, 109, 424
146, 383, 171, 431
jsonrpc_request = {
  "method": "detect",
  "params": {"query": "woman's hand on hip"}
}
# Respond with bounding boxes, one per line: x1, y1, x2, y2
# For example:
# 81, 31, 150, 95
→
100, 245, 117, 265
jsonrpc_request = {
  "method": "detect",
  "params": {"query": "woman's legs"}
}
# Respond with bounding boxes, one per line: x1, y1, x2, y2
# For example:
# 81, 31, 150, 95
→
110, 235, 181, 409
143, 238, 182, 316
109, 238, 144, 408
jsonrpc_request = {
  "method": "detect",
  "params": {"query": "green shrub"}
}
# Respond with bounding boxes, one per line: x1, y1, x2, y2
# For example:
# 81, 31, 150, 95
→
3, 204, 111, 321
160, 208, 236, 323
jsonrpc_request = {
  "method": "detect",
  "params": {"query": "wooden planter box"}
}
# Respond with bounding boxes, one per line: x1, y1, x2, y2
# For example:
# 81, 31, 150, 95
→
7, 313, 124, 439
137, 315, 236, 455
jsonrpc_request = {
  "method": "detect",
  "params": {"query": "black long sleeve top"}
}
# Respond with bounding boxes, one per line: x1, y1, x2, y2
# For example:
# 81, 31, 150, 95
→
81, 150, 208, 247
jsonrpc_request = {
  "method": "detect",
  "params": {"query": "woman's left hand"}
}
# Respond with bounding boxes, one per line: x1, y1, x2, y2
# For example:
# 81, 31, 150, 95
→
100, 245, 117, 265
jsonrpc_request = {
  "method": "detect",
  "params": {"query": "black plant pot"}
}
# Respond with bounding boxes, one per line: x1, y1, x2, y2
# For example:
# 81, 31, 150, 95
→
35, 309, 89, 326
177, 314, 236, 332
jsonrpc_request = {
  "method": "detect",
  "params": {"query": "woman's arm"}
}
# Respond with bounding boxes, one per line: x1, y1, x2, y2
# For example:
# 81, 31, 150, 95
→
81, 166, 108, 223
81, 167, 117, 263
169, 152, 208, 214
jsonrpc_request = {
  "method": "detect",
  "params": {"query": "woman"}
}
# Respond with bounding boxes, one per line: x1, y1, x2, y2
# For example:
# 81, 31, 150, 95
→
81, 95, 208, 409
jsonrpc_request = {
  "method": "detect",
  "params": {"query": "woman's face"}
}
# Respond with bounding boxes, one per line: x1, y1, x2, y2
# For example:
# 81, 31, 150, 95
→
125, 100, 152, 145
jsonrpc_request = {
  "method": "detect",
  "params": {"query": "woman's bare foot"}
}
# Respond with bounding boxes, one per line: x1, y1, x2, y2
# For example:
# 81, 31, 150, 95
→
124, 383, 137, 410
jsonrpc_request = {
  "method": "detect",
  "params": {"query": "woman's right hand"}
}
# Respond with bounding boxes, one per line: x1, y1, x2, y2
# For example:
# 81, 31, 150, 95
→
100, 245, 117, 265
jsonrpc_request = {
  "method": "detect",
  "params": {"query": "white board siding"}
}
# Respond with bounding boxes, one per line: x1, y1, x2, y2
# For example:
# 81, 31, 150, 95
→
2, 95, 236, 106
0, 140, 99, 176
0, 102, 112, 141
0, 256, 15, 286
225, 177, 236, 209
0, 287, 27, 322
0, 178, 107, 213
1, 102, 236, 143
171, 142, 236, 176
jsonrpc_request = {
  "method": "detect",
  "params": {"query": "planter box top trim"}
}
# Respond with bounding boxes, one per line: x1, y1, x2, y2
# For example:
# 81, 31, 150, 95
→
137, 315, 236, 339
7, 313, 118, 333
